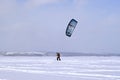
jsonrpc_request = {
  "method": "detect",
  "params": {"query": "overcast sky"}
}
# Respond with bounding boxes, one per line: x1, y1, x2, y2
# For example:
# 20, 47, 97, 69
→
0, 0, 120, 53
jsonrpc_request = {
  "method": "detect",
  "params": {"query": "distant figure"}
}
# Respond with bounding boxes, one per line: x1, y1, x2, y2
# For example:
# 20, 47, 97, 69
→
56, 52, 61, 61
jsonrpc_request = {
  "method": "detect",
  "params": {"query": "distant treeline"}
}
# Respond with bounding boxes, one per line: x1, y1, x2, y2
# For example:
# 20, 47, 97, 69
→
0, 52, 45, 56
45, 52, 120, 56
0, 52, 120, 56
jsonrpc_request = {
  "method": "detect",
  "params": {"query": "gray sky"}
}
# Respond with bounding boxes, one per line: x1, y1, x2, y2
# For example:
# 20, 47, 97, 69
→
0, 0, 120, 53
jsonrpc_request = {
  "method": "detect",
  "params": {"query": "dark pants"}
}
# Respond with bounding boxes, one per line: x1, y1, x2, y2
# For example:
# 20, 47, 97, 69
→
57, 57, 61, 61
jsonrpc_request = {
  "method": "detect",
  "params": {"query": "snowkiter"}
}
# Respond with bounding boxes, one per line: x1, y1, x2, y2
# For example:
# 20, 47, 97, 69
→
56, 52, 61, 61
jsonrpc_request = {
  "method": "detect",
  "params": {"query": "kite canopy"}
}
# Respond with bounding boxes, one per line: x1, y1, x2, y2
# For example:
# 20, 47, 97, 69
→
66, 19, 78, 37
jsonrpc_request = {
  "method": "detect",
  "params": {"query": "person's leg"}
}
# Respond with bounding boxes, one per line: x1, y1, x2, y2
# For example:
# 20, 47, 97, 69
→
59, 57, 61, 61
57, 57, 59, 61
60, 58, 61, 61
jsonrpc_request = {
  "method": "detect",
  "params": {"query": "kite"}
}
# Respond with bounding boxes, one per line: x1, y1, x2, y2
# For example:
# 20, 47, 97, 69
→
66, 19, 78, 37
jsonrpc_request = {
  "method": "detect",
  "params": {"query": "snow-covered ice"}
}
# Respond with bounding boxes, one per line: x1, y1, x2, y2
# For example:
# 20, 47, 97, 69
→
0, 56, 120, 80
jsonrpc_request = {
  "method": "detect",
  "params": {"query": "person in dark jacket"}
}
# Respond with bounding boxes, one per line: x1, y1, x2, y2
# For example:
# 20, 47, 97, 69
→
56, 52, 61, 61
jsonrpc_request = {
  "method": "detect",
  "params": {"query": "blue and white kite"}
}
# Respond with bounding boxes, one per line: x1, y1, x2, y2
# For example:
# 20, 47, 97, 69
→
66, 19, 78, 37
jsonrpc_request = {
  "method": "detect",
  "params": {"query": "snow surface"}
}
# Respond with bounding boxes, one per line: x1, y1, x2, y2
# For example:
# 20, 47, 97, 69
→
0, 56, 120, 80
